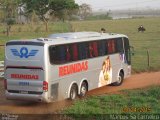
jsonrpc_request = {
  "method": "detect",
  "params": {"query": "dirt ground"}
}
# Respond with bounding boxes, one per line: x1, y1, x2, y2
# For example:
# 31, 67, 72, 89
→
0, 71, 160, 114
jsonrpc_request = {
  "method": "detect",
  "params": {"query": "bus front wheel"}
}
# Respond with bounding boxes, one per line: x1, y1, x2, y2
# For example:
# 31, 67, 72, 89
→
112, 72, 124, 86
69, 84, 78, 100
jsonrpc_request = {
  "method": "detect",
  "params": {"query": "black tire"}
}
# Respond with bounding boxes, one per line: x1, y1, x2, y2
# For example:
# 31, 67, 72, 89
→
112, 72, 124, 86
69, 84, 77, 100
79, 82, 88, 97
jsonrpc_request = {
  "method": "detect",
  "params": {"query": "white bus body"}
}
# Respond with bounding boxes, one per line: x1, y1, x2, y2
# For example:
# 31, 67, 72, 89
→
4, 32, 131, 103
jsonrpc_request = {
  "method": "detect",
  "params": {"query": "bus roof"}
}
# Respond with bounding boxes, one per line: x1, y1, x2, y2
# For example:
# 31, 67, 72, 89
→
7, 32, 128, 46
42, 32, 128, 45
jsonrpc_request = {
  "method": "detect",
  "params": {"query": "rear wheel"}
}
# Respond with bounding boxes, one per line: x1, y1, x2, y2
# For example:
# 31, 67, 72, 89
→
112, 72, 124, 86
79, 82, 88, 97
69, 84, 77, 100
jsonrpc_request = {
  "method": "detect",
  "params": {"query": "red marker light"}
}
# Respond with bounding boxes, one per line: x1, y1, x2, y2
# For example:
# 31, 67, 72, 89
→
43, 81, 48, 92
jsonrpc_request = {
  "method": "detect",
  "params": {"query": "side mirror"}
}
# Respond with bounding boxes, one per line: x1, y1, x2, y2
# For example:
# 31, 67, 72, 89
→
131, 52, 134, 56
130, 46, 134, 56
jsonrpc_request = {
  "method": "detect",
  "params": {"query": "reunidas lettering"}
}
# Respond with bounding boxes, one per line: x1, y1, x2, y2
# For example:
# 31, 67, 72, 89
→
59, 61, 88, 77
11, 74, 39, 80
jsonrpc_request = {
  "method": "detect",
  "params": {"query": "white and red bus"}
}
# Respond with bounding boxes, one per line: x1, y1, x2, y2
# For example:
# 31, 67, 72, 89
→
4, 32, 132, 102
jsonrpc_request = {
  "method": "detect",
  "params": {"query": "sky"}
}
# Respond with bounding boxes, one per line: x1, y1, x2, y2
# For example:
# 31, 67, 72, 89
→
75, 0, 160, 11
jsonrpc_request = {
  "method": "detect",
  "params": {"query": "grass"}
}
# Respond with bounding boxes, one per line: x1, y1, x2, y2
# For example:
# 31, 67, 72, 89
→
62, 86, 160, 119
0, 17, 160, 72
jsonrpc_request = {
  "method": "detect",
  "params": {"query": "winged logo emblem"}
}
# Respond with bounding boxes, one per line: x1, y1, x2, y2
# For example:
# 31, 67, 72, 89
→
10, 47, 39, 58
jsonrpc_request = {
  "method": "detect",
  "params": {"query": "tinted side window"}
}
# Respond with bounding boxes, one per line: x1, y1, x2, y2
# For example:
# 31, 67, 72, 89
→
124, 37, 131, 65
49, 38, 124, 64
59, 45, 66, 62
108, 39, 116, 54
66, 45, 71, 62
78, 42, 88, 60
88, 41, 98, 58
98, 40, 106, 56
49, 46, 56, 64
116, 38, 123, 53
124, 37, 129, 50
71, 43, 78, 61
49, 45, 67, 64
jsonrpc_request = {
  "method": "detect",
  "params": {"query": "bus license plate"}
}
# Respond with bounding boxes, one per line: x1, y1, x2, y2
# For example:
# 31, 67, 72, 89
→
19, 91, 28, 94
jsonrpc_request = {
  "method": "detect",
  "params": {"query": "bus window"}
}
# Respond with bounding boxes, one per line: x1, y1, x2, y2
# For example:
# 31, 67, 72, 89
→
108, 40, 116, 54
116, 38, 123, 53
59, 45, 66, 62
107, 40, 111, 54
92, 41, 98, 57
71, 43, 78, 61
49, 45, 67, 64
49, 46, 57, 64
89, 43, 94, 58
66, 45, 71, 62
98, 40, 106, 56
112, 40, 116, 53
124, 37, 131, 65
89, 41, 98, 58
78, 42, 88, 60
105, 41, 108, 54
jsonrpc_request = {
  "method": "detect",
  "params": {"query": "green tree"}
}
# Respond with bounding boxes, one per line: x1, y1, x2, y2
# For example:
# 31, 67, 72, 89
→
23, 0, 79, 32
22, 0, 50, 32
50, 0, 79, 21
0, 0, 21, 36
79, 3, 92, 20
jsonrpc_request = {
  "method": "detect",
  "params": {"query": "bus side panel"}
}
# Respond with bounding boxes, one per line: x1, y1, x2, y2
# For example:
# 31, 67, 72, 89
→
48, 59, 101, 101
48, 54, 125, 101
110, 54, 123, 83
